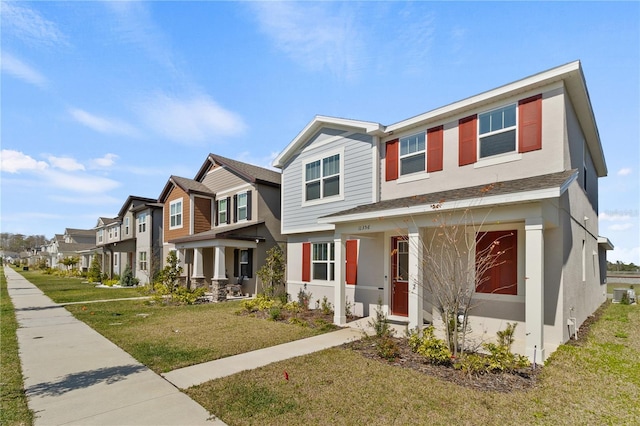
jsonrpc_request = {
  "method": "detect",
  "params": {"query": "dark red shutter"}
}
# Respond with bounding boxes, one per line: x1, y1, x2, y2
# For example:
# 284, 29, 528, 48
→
476, 231, 517, 295
518, 94, 542, 153
427, 125, 444, 173
345, 239, 358, 285
233, 194, 238, 223
302, 242, 311, 282
459, 115, 477, 166
246, 190, 252, 220
225, 196, 231, 224
385, 139, 399, 181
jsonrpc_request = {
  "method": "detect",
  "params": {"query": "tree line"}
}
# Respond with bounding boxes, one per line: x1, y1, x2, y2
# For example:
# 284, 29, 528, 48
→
0, 233, 50, 253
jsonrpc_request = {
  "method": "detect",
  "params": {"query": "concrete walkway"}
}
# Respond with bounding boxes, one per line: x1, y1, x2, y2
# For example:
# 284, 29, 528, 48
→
4, 267, 222, 425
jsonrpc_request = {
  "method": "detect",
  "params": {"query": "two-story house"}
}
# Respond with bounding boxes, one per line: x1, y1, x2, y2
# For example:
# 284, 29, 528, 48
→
159, 153, 282, 299
94, 217, 121, 277
47, 228, 95, 270
273, 61, 613, 363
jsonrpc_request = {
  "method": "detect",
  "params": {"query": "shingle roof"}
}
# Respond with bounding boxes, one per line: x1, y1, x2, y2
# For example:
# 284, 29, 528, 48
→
169, 221, 267, 244
322, 169, 578, 219
200, 153, 281, 186
171, 175, 214, 195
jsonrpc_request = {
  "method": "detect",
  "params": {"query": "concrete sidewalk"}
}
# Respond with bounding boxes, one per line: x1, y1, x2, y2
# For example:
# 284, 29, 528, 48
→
4, 267, 222, 426
162, 326, 367, 389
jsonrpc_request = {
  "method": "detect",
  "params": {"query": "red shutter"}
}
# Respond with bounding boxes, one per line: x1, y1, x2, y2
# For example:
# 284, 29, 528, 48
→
476, 231, 517, 295
518, 94, 542, 153
427, 125, 444, 173
302, 242, 311, 282
458, 115, 477, 166
385, 139, 399, 181
345, 239, 358, 285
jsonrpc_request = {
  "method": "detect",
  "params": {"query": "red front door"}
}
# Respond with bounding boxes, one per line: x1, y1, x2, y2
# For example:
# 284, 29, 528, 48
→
391, 236, 409, 316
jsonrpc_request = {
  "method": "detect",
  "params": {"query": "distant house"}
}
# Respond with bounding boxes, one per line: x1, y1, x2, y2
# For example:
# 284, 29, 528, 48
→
273, 61, 612, 362
46, 228, 95, 270
159, 153, 282, 299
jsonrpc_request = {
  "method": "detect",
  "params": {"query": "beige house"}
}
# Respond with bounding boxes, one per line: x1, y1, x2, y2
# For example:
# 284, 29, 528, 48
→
273, 61, 612, 363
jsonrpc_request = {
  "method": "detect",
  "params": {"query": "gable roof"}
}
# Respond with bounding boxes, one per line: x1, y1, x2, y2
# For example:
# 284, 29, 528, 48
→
117, 195, 158, 218
158, 175, 215, 203
194, 153, 281, 186
272, 116, 384, 168
64, 228, 94, 237
96, 217, 119, 228
273, 61, 606, 177
318, 169, 578, 224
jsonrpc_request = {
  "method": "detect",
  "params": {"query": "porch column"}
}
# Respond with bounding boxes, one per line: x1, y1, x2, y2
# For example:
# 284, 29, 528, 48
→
408, 226, 424, 330
211, 246, 227, 302
176, 249, 187, 277
192, 248, 204, 278
525, 218, 545, 364
333, 234, 346, 325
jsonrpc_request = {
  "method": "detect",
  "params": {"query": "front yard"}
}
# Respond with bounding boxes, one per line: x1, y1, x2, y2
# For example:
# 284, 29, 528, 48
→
186, 301, 639, 425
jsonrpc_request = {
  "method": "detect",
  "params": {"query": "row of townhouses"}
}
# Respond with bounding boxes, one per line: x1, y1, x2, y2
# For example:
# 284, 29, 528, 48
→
43, 61, 613, 363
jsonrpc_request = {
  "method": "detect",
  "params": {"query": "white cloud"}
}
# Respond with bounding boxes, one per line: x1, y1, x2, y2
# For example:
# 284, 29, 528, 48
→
49, 195, 121, 205
236, 151, 280, 171
250, 2, 365, 79
42, 169, 120, 194
609, 223, 633, 232
609, 246, 640, 265
617, 167, 632, 176
136, 93, 246, 143
90, 153, 119, 169
1, 1, 68, 47
0, 149, 48, 173
48, 155, 85, 172
600, 212, 633, 222
1, 52, 47, 87
69, 108, 139, 137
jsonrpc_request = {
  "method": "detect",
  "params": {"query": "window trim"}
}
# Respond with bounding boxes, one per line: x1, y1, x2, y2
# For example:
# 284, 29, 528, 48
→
138, 213, 147, 233
478, 103, 518, 160
311, 241, 335, 281
125, 217, 130, 235
217, 198, 228, 225
236, 192, 248, 222
399, 131, 426, 177
169, 198, 183, 230
301, 148, 345, 206
139, 251, 147, 271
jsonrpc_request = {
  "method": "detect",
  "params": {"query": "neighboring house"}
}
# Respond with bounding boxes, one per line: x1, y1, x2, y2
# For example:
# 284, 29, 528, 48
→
131, 198, 164, 284
159, 153, 282, 299
46, 228, 95, 270
94, 217, 121, 277
273, 61, 613, 363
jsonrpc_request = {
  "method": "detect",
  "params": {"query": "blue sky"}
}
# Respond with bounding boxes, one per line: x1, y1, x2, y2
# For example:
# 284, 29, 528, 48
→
1, 1, 638, 263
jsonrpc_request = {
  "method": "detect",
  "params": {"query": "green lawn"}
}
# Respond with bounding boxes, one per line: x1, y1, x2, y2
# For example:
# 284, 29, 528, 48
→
17, 269, 144, 303
186, 302, 640, 426
0, 266, 34, 426
65, 299, 333, 373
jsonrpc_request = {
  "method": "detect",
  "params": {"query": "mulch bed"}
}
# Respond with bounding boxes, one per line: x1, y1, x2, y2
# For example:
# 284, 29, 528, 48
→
342, 302, 607, 393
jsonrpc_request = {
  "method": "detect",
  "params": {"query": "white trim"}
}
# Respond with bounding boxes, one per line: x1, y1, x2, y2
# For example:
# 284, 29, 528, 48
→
474, 152, 522, 169
169, 198, 184, 230
397, 171, 430, 184
215, 183, 252, 198
301, 147, 345, 207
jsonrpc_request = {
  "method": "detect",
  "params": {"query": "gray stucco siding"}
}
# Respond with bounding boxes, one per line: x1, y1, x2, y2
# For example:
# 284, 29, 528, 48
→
281, 131, 375, 233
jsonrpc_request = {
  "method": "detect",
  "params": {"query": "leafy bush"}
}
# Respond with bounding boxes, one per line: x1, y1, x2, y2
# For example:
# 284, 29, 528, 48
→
119, 265, 139, 287
376, 336, 400, 361
240, 294, 277, 313
268, 306, 282, 321
407, 326, 452, 365
87, 256, 102, 283
102, 279, 119, 287
320, 296, 333, 315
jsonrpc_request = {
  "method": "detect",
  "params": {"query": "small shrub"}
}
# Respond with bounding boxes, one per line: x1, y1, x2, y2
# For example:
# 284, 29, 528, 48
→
345, 297, 353, 318
268, 306, 282, 321
407, 326, 452, 365
320, 296, 333, 315
297, 288, 312, 310
369, 298, 392, 338
119, 265, 139, 287
376, 336, 400, 361
103, 279, 119, 287
288, 317, 307, 327
621, 292, 630, 305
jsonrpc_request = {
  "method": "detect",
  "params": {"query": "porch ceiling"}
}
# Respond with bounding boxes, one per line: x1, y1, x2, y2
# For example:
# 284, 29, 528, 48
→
319, 169, 577, 224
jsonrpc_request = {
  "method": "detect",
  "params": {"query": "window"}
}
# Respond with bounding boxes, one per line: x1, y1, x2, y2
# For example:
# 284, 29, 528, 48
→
218, 198, 228, 224
139, 251, 147, 271
478, 104, 516, 158
108, 228, 113, 239
396, 240, 409, 281
475, 230, 517, 295
312, 242, 335, 280
169, 199, 182, 229
114, 254, 118, 266
400, 132, 426, 175
237, 192, 247, 221
138, 213, 147, 233
114, 227, 118, 238
125, 217, 129, 235
239, 249, 249, 277
98, 230, 103, 243
305, 154, 340, 201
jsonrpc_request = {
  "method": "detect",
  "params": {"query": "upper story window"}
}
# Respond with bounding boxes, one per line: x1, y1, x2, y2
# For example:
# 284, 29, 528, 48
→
97, 229, 103, 243
400, 132, 426, 175
114, 226, 119, 239
478, 104, 516, 159
138, 213, 147, 233
169, 199, 183, 229
108, 228, 113, 239
125, 217, 130, 235
218, 198, 228, 225
312, 242, 335, 281
305, 153, 340, 202
237, 192, 248, 221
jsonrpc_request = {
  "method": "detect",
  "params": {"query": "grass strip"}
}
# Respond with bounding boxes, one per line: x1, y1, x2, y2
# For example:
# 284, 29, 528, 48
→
0, 266, 34, 426
17, 269, 143, 304
65, 299, 333, 373
187, 302, 640, 425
